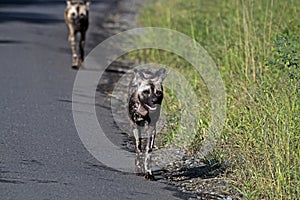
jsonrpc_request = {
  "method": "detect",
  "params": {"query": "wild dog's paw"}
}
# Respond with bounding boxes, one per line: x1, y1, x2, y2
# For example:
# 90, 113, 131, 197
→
144, 172, 155, 181
72, 64, 79, 70
71, 56, 78, 69
71, 57, 82, 69
135, 166, 144, 176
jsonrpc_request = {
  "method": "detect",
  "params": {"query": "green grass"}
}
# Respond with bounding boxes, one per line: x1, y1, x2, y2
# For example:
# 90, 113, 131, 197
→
125, 0, 300, 199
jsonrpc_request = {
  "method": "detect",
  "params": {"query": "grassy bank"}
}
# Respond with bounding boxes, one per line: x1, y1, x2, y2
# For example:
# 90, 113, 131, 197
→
129, 0, 300, 199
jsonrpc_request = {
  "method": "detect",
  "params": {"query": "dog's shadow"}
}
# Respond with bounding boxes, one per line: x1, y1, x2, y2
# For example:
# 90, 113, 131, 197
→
154, 158, 226, 182
174, 164, 224, 180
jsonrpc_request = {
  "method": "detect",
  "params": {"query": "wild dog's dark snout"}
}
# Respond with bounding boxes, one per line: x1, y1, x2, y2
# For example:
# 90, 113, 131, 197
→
150, 92, 161, 105
151, 96, 158, 104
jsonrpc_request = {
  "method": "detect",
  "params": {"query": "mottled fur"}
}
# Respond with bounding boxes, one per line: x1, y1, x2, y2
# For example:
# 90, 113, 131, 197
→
128, 68, 166, 180
64, 0, 91, 68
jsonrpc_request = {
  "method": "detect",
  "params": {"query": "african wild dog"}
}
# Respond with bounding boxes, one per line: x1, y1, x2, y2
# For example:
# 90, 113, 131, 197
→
129, 68, 166, 180
64, 0, 91, 69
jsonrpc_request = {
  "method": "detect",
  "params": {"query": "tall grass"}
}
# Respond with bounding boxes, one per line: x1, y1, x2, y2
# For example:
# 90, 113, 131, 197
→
129, 0, 300, 199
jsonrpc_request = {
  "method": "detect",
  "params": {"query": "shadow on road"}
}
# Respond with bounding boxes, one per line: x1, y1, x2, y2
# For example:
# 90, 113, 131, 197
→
0, 0, 62, 6
0, 39, 23, 44
0, 11, 63, 24
0, 0, 64, 24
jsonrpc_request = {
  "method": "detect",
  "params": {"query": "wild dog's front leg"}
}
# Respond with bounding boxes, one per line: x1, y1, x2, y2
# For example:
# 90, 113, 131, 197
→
68, 26, 78, 68
133, 126, 142, 153
133, 126, 143, 175
144, 124, 156, 180
79, 31, 86, 64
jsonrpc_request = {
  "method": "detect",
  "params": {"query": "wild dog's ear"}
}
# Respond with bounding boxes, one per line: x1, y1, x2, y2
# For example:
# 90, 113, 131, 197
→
155, 68, 167, 83
86, 0, 91, 9
66, 0, 72, 7
131, 69, 145, 86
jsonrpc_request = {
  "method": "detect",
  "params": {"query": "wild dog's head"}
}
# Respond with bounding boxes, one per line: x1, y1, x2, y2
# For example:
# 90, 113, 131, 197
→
131, 68, 166, 115
66, 0, 90, 25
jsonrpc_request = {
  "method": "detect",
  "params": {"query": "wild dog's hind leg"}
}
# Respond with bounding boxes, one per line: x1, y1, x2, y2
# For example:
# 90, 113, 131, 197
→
133, 126, 143, 175
144, 125, 156, 180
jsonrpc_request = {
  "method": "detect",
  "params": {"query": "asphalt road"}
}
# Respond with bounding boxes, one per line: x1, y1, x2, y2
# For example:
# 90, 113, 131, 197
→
0, 1, 185, 199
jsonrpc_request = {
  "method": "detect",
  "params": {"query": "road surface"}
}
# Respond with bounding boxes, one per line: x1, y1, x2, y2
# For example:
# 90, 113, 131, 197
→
0, 1, 186, 199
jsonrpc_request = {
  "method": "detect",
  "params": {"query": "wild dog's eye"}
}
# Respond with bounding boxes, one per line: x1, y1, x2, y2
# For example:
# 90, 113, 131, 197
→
143, 90, 150, 95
